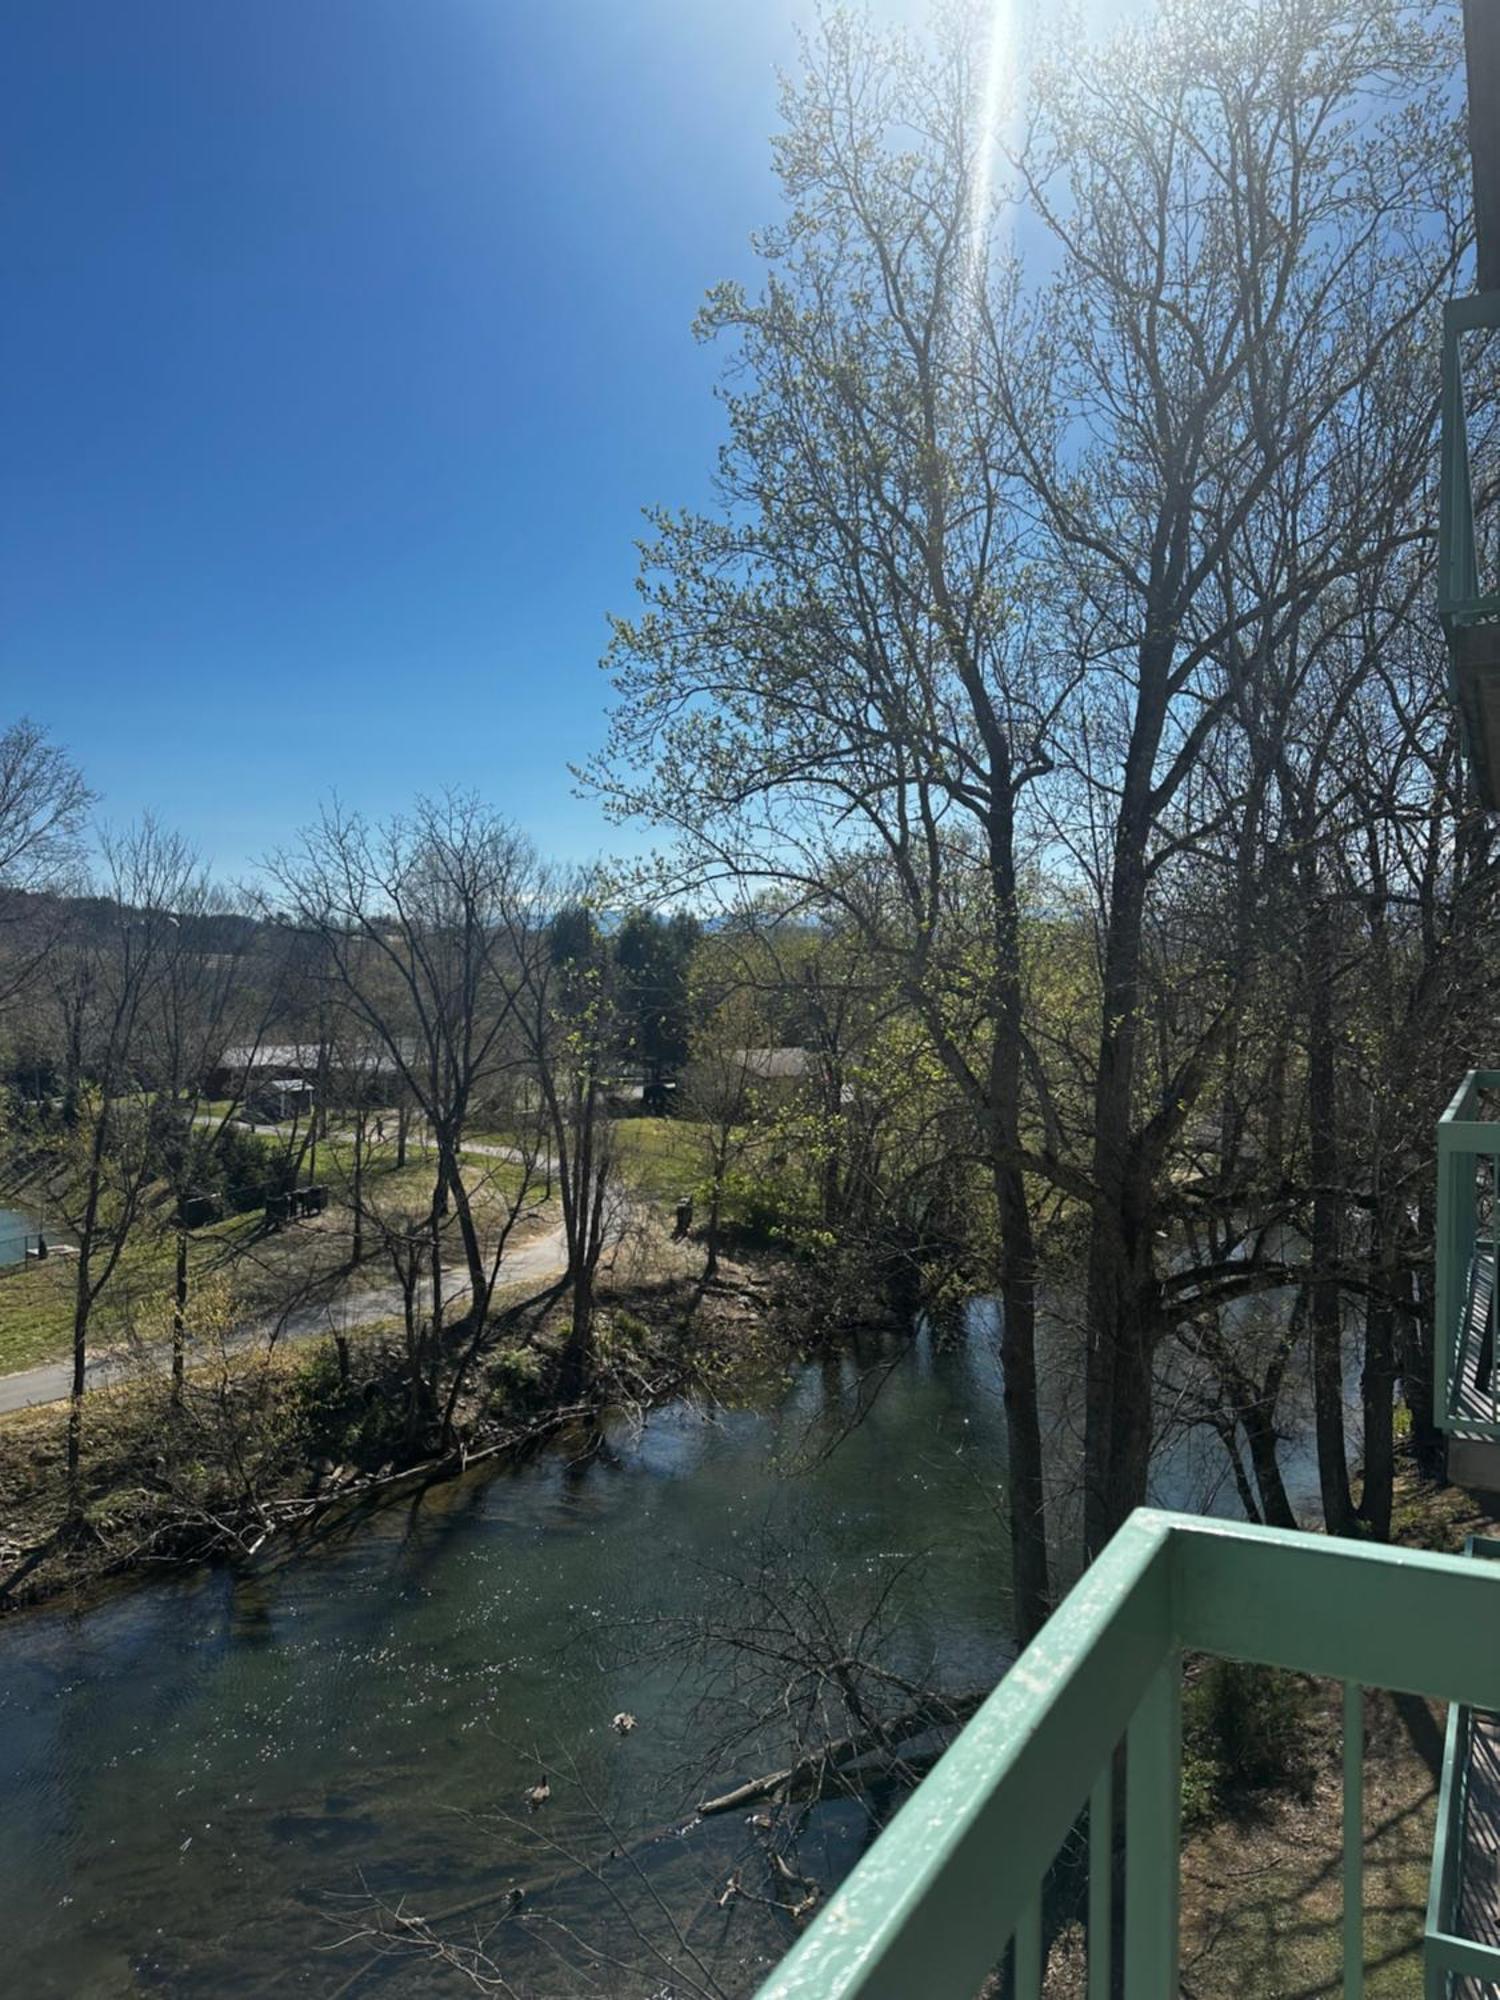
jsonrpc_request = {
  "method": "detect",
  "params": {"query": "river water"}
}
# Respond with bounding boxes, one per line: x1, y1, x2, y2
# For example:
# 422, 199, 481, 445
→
0, 1207, 35, 1268
0, 1317, 1336, 1999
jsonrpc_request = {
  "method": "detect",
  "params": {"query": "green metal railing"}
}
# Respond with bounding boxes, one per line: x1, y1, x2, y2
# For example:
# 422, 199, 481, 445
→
1440, 294, 1500, 628
753, 1510, 1500, 2000
1439, 294, 1500, 804
1436, 1070, 1500, 1440
1425, 1534, 1500, 1997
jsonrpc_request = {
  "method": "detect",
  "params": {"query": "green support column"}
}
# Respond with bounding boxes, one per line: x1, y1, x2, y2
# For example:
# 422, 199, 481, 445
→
1014, 1888, 1042, 2000
1089, 1764, 1113, 2000
1436, 1126, 1463, 1425
1124, 1656, 1181, 1998
1344, 1680, 1364, 2000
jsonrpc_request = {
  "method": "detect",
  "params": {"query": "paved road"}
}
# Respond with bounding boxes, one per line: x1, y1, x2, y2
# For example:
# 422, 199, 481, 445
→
0, 1222, 569, 1417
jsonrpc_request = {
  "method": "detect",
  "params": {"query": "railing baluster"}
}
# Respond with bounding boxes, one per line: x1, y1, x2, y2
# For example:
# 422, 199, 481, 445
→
1124, 1656, 1180, 1998
1489, 1160, 1497, 1424
1437, 1117, 1478, 1425
1013, 1887, 1042, 2000
1089, 1764, 1113, 2000
1344, 1679, 1364, 2000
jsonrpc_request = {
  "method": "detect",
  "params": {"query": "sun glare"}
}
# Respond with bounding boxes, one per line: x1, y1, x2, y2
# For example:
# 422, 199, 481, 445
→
966, 0, 1018, 290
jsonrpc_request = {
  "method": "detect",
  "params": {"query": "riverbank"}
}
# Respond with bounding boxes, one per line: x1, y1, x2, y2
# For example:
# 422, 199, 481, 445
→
0, 1237, 797, 1619
0, 1297, 1015, 2000
0, 1289, 1486, 1997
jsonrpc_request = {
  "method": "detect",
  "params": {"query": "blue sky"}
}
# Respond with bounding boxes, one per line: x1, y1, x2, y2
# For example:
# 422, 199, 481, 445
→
1, 0, 928, 879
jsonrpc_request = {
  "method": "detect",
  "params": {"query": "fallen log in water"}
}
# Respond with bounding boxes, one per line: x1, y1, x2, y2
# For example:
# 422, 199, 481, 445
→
696, 1689, 989, 1817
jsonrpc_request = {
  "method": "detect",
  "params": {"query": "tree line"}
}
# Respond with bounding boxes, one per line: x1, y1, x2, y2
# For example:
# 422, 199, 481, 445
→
3, 0, 1497, 1644
0, 764, 719, 1517
589, 0, 1500, 1638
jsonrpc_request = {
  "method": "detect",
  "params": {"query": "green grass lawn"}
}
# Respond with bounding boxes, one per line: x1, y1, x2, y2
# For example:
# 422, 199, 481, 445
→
0, 1256, 78, 1374
0, 1123, 572, 1381
611, 1116, 711, 1205
315, 1137, 531, 1207
193, 1099, 243, 1124
463, 1125, 525, 1151
0, 1211, 264, 1376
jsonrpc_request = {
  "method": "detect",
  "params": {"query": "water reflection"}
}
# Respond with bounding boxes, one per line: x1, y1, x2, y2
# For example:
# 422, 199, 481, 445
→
0, 1307, 1353, 1998
0, 1329, 1015, 1998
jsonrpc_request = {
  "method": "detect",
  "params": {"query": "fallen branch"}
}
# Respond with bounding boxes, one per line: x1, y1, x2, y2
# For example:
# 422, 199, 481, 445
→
696, 1690, 988, 1816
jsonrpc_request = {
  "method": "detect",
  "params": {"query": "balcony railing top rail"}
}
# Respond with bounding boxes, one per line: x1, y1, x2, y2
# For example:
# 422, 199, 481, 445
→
754, 1510, 1500, 2000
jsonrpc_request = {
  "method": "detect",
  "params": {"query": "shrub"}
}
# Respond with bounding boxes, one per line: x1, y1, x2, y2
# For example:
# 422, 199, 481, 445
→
215, 1125, 297, 1212
606, 1308, 653, 1353
492, 1344, 545, 1393
1182, 1659, 1315, 1823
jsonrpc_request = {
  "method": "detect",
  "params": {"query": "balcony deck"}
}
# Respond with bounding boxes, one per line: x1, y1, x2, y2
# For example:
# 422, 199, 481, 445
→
1427, 1538, 1500, 1998
1458, 1712, 1500, 1954
1455, 1253, 1497, 1424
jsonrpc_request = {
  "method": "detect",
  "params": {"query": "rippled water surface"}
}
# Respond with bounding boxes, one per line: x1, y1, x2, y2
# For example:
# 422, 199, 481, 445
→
0, 1289, 1344, 2000
0, 1334, 1034, 1999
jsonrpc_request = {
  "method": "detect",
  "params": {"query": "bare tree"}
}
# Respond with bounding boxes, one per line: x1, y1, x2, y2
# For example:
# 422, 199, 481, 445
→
0, 717, 91, 1008
269, 795, 541, 1336
517, 898, 618, 1399
681, 980, 762, 1284
0, 717, 89, 889
43, 821, 203, 1512
1001, 0, 1467, 1549
592, 12, 1066, 1637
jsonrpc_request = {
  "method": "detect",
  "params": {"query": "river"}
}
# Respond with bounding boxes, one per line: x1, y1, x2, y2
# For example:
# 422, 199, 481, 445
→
0, 1314, 1339, 1999
0, 1207, 35, 1268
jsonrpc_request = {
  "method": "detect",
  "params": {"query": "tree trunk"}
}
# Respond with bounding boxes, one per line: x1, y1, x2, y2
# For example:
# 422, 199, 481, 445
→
398, 1248, 425, 1446
1359, 1200, 1397, 1539
1202, 1319, 1299, 1530
1083, 631, 1174, 1556
1213, 1417, 1261, 1522
351, 1110, 365, 1267
1404, 1186, 1442, 1474
440, 1144, 489, 1329
559, 1266, 594, 1401
995, 1156, 1050, 1641
171, 1227, 189, 1404
704, 1186, 721, 1281
429, 1200, 445, 1402
1242, 1397, 1298, 1530
67, 1255, 89, 1519
66, 1108, 111, 1519
1106, 1279, 1157, 1538
1305, 903, 1355, 1536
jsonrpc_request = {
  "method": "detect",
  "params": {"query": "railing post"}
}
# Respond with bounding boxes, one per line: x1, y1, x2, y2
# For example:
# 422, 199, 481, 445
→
1125, 1655, 1180, 1997
1343, 1680, 1364, 2000
1437, 1118, 1477, 1426
1440, 299, 1477, 617
1088, 1764, 1113, 2000
1013, 1887, 1042, 2000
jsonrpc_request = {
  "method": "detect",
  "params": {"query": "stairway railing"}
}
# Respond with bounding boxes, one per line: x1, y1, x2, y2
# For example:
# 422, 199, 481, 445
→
1437, 1071, 1500, 1441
